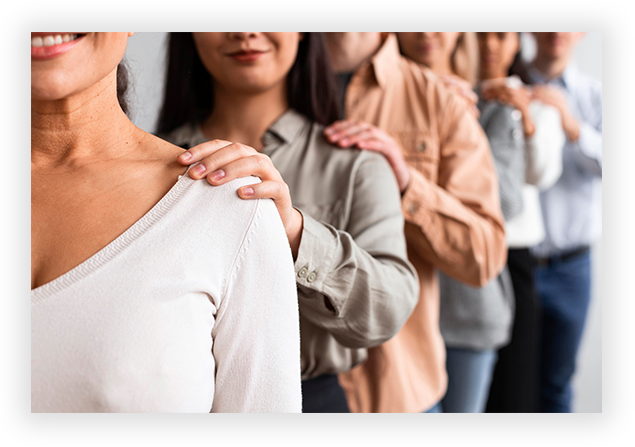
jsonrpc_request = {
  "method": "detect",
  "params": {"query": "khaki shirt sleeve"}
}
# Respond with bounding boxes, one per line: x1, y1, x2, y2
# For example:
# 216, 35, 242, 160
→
294, 151, 419, 349
401, 94, 507, 287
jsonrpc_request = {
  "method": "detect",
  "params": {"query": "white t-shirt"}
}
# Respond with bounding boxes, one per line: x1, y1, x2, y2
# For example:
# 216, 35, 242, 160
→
31, 173, 302, 413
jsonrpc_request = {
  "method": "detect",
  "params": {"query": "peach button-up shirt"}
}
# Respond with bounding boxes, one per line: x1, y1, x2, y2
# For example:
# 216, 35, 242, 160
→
337, 33, 507, 413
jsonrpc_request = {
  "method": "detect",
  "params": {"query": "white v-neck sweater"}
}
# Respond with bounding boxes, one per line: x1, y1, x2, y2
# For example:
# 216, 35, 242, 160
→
31, 174, 302, 413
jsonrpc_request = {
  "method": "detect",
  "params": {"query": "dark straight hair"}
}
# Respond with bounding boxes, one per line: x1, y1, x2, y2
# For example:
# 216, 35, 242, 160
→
156, 33, 341, 136
508, 33, 532, 85
117, 59, 130, 116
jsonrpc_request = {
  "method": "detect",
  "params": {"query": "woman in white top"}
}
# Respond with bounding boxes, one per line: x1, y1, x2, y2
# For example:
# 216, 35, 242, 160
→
31, 32, 302, 413
476, 32, 565, 413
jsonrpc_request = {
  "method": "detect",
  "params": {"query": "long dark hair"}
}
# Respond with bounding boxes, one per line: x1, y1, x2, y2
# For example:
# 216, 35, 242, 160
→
116, 60, 130, 116
156, 33, 341, 135
508, 33, 531, 85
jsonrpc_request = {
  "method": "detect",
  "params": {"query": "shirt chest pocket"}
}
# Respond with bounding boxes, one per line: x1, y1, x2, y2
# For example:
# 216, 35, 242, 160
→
391, 131, 440, 183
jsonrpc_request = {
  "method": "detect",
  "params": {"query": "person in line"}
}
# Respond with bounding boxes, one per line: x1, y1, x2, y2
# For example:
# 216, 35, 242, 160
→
31, 32, 302, 412
395, 31, 524, 413
320, 32, 507, 413
525, 32, 602, 413
395, 32, 480, 115
156, 32, 419, 413
475, 32, 566, 413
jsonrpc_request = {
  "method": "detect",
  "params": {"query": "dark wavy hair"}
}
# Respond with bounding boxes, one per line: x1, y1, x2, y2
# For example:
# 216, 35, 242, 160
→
116, 60, 130, 115
156, 33, 341, 135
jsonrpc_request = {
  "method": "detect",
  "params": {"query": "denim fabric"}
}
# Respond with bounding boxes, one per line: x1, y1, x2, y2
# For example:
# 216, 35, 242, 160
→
536, 250, 592, 412
440, 347, 498, 413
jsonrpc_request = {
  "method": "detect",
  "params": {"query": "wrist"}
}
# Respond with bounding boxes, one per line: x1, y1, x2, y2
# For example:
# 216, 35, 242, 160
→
563, 114, 580, 142
386, 148, 410, 193
522, 116, 536, 137
288, 208, 304, 261
399, 169, 411, 193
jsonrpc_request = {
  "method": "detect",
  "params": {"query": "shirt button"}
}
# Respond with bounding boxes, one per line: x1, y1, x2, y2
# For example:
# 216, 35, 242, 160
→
298, 267, 308, 278
512, 129, 522, 139
307, 271, 317, 283
511, 109, 522, 121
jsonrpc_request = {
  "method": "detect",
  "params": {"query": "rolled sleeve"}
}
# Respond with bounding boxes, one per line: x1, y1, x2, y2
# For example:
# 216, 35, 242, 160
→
295, 152, 419, 349
402, 96, 507, 287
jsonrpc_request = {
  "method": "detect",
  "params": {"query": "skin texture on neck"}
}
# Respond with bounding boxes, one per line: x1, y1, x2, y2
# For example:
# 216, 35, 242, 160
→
325, 32, 383, 74
202, 80, 289, 152
31, 68, 143, 169
31, 51, 185, 290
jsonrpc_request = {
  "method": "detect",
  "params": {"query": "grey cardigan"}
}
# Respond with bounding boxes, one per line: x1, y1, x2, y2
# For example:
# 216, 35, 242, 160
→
439, 97, 526, 351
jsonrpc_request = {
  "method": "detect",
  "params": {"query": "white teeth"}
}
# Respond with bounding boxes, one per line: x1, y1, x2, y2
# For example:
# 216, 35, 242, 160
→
32, 34, 81, 48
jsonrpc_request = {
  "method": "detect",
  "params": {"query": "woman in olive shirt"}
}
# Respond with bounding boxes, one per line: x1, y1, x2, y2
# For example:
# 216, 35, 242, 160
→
156, 32, 419, 413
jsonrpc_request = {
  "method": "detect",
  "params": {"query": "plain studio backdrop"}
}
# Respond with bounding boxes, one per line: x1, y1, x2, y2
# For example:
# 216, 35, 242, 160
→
123, 32, 602, 413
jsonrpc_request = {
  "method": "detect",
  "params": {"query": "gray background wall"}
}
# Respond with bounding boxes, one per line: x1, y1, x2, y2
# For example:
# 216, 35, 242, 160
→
123, 32, 602, 412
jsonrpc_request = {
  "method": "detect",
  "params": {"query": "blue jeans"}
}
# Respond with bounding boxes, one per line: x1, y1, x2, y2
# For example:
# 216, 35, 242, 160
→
441, 347, 498, 413
536, 250, 592, 413
422, 348, 497, 413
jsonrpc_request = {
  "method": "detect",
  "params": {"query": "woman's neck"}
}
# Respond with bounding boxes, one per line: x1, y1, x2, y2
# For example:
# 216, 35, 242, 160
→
325, 32, 383, 74
31, 69, 140, 168
202, 82, 289, 151
427, 59, 454, 78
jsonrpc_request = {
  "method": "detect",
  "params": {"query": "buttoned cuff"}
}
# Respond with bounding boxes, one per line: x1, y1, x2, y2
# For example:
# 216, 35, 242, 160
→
293, 209, 337, 298
401, 166, 434, 229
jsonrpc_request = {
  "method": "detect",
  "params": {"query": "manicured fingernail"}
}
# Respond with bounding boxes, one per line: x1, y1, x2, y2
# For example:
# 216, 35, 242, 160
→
341, 138, 350, 146
192, 164, 206, 176
242, 187, 254, 197
179, 151, 192, 161
324, 128, 334, 136
211, 170, 225, 181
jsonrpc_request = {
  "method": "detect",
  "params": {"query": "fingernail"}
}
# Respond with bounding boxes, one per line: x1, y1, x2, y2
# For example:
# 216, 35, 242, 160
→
211, 170, 225, 181
341, 138, 350, 146
242, 187, 254, 197
324, 128, 333, 135
192, 164, 206, 176
179, 151, 192, 161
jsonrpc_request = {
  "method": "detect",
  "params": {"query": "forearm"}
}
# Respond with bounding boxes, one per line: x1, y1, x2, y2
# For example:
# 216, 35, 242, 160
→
295, 212, 419, 349
401, 166, 507, 287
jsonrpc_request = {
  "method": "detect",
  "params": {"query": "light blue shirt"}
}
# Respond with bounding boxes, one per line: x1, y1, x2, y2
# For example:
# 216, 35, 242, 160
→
527, 63, 602, 258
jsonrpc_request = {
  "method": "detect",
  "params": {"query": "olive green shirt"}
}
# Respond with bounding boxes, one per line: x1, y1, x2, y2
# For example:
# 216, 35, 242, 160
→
164, 109, 419, 379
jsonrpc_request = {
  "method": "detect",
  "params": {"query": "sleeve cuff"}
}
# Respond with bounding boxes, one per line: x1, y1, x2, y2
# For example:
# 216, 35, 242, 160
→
293, 208, 337, 296
401, 166, 435, 229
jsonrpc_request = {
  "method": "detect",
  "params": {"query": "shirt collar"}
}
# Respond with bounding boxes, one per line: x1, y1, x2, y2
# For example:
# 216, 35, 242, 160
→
265, 108, 307, 146
365, 33, 401, 90
170, 109, 307, 152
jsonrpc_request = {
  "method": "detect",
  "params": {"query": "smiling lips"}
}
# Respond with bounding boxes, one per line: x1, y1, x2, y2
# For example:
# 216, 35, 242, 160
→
31, 33, 85, 60
227, 49, 268, 63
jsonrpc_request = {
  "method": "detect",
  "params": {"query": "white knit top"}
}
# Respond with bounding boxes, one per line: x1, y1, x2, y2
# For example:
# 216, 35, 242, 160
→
31, 173, 302, 413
